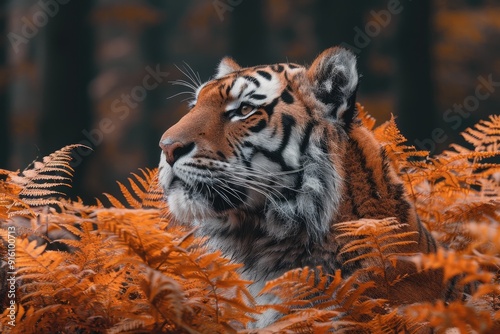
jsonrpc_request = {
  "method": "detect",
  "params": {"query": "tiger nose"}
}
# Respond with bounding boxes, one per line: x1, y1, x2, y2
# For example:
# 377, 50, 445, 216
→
159, 140, 195, 166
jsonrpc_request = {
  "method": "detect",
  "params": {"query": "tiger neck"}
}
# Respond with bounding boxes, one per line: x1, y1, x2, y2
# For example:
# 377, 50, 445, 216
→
335, 125, 418, 226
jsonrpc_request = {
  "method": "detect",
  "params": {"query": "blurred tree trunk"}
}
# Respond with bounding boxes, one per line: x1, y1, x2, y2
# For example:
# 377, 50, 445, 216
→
5, 0, 41, 170
142, 0, 190, 168
229, 0, 268, 66
395, 0, 437, 144
0, 3, 9, 168
315, 0, 374, 81
39, 0, 95, 198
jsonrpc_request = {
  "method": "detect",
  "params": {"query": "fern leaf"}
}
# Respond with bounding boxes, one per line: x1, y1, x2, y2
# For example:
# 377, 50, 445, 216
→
103, 193, 127, 208
461, 115, 500, 152
6, 145, 84, 209
357, 103, 376, 130
99, 168, 165, 210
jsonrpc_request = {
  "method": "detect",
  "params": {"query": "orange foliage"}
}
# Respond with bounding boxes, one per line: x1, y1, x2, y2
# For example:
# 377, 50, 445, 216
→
1, 110, 500, 333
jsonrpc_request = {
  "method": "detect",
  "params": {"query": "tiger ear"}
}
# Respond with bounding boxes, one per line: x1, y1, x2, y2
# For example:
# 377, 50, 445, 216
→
215, 57, 241, 78
307, 47, 359, 128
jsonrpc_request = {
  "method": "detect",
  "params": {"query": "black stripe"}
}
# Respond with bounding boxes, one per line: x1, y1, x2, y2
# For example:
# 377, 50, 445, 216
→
225, 84, 232, 97
243, 75, 260, 87
210, 183, 245, 212
237, 86, 245, 98
343, 87, 358, 129
218, 85, 225, 99
254, 113, 296, 171
263, 97, 279, 117
272, 64, 284, 73
351, 139, 380, 200
249, 119, 267, 133
216, 151, 226, 160
280, 87, 294, 104
284, 70, 290, 82
251, 94, 266, 100
278, 114, 296, 152
300, 121, 315, 154
295, 170, 304, 193
257, 70, 272, 80
379, 147, 411, 224
244, 89, 256, 97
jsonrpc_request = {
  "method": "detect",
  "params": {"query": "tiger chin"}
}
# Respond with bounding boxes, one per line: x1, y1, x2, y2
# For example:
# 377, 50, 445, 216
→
158, 47, 445, 327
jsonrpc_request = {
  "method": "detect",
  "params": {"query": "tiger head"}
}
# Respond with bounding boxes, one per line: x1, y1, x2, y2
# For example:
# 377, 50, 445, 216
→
159, 47, 358, 241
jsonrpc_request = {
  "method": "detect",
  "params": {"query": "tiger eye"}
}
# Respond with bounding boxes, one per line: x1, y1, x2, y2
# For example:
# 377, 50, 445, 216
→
241, 105, 253, 115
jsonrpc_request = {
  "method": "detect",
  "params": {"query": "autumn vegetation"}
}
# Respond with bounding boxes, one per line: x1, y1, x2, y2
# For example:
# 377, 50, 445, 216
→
1, 108, 500, 333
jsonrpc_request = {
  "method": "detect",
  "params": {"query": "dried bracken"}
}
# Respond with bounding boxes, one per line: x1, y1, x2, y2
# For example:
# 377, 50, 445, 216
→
1, 110, 499, 333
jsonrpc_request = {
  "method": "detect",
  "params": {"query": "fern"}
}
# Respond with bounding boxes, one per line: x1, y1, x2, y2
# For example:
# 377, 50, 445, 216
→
257, 267, 384, 332
103, 168, 167, 210
405, 300, 494, 333
9, 145, 82, 208
461, 114, 500, 153
2, 111, 500, 333
337, 218, 418, 267
357, 103, 376, 131
373, 115, 429, 172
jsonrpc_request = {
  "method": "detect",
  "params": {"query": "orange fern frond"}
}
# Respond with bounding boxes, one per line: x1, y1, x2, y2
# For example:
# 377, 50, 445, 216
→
6, 145, 84, 209
259, 267, 382, 331
103, 168, 166, 210
409, 248, 493, 285
373, 115, 429, 173
3, 111, 500, 333
399, 121, 500, 244
357, 103, 376, 130
337, 218, 418, 268
405, 300, 494, 333
461, 114, 500, 152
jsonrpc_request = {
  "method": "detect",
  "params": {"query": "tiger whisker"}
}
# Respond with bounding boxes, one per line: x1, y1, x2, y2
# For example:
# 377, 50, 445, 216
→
167, 91, 196, 100
218, 173, 299, 219
169, 79, 198, 92
182, 61, 203, 87
203, 169, 241, 209
236, 162, 306, 176
219, 172, 290, 200
211, 185, 236, 209
214, 181, 247, 204
226, 168, 307, 194
175, 64, 202, 91
219, 177, 297, 223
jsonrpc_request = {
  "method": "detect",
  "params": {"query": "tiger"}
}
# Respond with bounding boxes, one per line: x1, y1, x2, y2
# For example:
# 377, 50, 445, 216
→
158, 46, 445, 327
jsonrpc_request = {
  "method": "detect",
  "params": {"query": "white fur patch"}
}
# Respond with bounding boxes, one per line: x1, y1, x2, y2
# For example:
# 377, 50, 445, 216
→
216, 57, 240, 78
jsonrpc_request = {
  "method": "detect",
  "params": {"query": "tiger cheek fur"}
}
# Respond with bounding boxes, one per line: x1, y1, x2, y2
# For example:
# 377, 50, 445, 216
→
159, 47, 443, 328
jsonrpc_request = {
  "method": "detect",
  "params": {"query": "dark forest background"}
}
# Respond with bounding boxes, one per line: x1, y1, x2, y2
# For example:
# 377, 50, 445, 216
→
1, 0, 499, 202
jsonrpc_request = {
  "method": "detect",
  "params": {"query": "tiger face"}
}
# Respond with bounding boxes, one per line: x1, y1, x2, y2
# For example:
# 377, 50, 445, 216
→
159, 47, 358, 241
